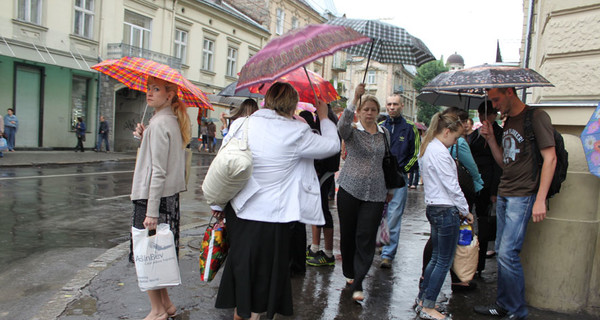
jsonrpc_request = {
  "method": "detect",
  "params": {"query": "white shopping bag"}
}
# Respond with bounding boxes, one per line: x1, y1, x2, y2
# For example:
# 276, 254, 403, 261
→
132, 223, 181, 291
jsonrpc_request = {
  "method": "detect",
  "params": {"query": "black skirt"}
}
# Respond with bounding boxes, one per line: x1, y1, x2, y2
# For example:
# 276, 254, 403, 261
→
215, 204, 294, 319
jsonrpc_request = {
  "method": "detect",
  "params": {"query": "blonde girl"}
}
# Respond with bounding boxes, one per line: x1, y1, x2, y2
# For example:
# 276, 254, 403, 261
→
131, 76, 190, 320
416, 112, 474, 320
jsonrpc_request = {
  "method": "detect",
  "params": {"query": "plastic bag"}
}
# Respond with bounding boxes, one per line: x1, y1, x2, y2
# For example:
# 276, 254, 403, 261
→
0, 137, 8, 152
376, 203, 390, 247
452, 235, 479, 282
199, 217, 229, 281
132, 223, 181, 291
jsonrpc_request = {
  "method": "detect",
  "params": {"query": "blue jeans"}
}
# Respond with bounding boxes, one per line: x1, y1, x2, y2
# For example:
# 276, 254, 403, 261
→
381, 173, 408, 260
495, 195, 535, 318
96, 133, 110, 151
418, 206, 460, 308
5, 126, 16, 151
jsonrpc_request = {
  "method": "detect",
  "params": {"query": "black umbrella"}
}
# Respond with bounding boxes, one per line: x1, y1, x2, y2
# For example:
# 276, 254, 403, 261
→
218, 81, 263, 99
422, 64, 554, 92
417, 90, 485, 110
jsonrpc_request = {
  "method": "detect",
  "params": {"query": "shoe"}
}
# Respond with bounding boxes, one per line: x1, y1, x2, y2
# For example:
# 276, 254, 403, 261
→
306, 245, 318, 260
414, 298, 447, 314
451, 281, 477, 292
306, 250, 335, 266
166, 303, 177, 318
380, 258, 392, 269
486, 250, 497, 259
410, 185, 417, 189
500, 314, 526, 320
474, 303, 508, 317
352, 291, 364, 301
419, 309, 451, 320
345, 278, 354, 285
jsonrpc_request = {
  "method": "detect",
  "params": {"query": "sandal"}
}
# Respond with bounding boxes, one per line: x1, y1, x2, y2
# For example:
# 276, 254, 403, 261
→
352, 291, 364, 301
166, 304, 177, 318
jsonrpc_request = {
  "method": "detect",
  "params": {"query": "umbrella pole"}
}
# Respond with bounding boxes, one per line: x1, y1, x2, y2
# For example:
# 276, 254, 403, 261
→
303, 66, 319, 105
360, 41, 375, 105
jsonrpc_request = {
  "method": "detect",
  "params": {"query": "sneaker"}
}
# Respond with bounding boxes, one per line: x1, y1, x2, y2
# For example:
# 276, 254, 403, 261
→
306, 250, 335, 266
380, 258, 392, 269
500, 314, 526, 320
306, 245, 318, 260
473, 303, 508, 317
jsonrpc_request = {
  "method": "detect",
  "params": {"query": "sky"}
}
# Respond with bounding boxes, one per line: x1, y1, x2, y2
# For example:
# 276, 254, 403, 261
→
326, 0, 524, 67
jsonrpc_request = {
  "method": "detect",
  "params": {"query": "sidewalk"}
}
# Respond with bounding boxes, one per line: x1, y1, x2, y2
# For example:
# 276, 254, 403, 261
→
0, 150, 137, 167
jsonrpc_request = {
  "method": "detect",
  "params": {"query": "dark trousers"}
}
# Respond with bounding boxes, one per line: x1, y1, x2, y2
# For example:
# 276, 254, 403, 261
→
475, 187, 496, 272
289, 222, 306, 276
76, 135, 85, 152
408, 167, 419, 186
337, 187, 384, 291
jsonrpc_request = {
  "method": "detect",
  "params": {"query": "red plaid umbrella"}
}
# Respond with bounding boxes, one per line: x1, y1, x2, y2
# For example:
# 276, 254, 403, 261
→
248, 67, 340, 105
92, 57, 213, 110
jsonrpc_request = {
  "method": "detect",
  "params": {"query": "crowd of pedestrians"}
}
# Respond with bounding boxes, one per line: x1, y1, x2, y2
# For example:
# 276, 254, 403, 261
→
126, 80, 556, 320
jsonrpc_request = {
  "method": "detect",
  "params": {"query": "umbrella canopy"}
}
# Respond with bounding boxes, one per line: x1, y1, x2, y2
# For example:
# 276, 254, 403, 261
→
236, 24, 370, 92
415, 122, 428, 131
327, 17, 435, 66
581, 103, 600, 178
422, 64, 554, 92
218, 81, 263, 99
417, 90, 486, 110
92, 57, 213, 110
246, 67, 340, 105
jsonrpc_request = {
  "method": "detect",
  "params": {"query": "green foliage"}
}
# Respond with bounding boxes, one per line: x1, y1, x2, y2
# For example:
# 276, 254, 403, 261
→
413, 60, 449, 125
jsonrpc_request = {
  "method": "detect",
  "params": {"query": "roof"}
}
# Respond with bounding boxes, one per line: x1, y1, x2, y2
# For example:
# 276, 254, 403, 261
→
196, 0, 270, 33
447, 52, 464, 65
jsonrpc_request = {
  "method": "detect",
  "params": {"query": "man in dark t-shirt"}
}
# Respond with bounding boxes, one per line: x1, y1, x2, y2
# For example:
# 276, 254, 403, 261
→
474, 87, 556, 320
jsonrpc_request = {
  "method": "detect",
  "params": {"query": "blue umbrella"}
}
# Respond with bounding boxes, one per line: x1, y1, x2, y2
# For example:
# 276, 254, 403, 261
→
581, 102, 600, 178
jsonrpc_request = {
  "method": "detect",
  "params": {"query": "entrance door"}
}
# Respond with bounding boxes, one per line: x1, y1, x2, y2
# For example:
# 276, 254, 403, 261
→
14, 65, 43, 147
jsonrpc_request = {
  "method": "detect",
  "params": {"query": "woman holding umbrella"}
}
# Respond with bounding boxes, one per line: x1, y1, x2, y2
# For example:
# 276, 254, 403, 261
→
131, 76, 190, 320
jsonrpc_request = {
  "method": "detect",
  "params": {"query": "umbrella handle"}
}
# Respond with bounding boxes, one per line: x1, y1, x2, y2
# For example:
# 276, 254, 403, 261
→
303, 66, 318, 105
360, 40, 376, 106
134, 104, 149, 140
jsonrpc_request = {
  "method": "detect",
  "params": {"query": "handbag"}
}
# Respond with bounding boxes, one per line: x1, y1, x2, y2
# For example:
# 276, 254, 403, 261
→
199, 216, 229, 282
131, 223, 181, 291
376, 203, 391, 247
451, 143, 475, 200
0, 137, 8, 152
452, 235, 479, 282
382, 131, 406, 189
202, 117, 253, 208
184, 147, 192, 187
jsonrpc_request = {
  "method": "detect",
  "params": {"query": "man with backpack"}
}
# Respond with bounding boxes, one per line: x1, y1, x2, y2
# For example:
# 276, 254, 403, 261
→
474, 87, 557, 320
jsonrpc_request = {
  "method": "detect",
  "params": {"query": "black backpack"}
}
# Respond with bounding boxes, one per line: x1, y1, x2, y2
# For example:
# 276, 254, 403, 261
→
523, 108, 568, 198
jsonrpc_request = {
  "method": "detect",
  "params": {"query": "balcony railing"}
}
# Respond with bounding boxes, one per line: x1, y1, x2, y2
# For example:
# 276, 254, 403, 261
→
332, 59, 347, 71
107, 43, 182, 70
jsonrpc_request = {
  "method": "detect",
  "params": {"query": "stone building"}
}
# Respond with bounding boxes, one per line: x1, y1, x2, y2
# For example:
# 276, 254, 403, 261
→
446, 52, 465, 70
517, 0, 600, 317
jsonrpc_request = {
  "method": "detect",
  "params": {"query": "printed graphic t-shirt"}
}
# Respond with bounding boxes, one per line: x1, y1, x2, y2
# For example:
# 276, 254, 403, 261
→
498, 107, 555, 197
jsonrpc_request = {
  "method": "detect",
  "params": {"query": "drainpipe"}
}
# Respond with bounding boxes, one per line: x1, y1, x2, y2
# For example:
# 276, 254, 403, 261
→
521, 0, 535, 103
171, 0, 178, 58
95, 0, 104, 149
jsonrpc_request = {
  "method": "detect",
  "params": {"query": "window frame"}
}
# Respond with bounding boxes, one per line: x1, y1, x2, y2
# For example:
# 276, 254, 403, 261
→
202, 38, 215, 71
17, 0, 42, 25
123, 10, 152, 50
367, 70, 376, 84
291, 16, 298, 30
74, 0, 94, 38
70, 75, 90, 131
276, 8, 285, 35
174, 28, 188, 63
226, 46, 238, 78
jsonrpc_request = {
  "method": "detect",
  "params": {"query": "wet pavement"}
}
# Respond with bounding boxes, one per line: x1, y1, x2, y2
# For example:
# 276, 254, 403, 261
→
0, 151, 595, 320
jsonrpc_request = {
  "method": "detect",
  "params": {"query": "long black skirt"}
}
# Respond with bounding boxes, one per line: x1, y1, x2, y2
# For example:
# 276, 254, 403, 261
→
215, 204, 294, 319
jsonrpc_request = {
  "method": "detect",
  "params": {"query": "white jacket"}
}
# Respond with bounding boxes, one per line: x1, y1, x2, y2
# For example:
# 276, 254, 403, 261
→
131, 107, 186, 218
226, 109, 340, 224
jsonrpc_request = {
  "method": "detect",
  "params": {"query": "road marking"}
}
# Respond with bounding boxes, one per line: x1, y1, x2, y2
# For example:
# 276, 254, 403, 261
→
96, 194, 131, 201
0, 166, 209, 181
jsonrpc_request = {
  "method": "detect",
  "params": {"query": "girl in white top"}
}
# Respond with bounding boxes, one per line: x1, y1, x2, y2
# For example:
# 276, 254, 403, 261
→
416, 111, 474, 320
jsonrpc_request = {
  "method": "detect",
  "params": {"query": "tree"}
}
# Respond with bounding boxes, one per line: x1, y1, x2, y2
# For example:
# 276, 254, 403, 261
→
413, 60, 449, 126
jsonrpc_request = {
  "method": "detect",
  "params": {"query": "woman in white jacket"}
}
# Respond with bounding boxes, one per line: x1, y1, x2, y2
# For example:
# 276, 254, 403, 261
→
214, 82, 340, 320
131, 76, 190, 320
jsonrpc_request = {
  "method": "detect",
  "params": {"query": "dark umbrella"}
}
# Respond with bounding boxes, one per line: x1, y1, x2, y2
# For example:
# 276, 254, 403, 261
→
417, 90, 485, 110
422, 64, 554, 92
218, 81, 263, 99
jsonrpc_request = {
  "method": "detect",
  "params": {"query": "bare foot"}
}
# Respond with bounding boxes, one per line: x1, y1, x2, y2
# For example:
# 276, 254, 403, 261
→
166, 303, 177, 317
144, 312, 167, 320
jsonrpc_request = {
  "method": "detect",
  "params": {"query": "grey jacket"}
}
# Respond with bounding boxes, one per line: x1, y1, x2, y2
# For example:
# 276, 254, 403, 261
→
131, 107, 187, 218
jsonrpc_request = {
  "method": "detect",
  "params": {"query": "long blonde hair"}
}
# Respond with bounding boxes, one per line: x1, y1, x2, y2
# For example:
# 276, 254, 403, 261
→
149, 77, 191, 146
419, 111, 463, 157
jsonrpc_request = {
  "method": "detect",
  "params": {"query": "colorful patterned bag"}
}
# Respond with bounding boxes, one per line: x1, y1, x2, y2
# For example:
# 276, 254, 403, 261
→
199, 217, 229, 282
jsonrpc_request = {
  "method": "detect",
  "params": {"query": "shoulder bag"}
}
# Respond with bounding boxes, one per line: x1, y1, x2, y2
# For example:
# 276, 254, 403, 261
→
202, 117, 253, 208
452, 143, 475, 200
382, 130, 406, 189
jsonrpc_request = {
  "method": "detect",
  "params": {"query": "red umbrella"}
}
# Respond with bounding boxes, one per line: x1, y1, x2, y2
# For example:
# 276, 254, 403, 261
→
92, 57, 213, 110
247, 67, 339, 105
236, 24, 370, 93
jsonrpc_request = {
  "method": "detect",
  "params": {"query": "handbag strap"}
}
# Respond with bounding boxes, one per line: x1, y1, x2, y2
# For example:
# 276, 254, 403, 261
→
381, 127, 392, 156
219, 117, 249, 152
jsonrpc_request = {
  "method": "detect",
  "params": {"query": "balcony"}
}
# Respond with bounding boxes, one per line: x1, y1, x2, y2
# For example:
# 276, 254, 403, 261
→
332, 59, 347, 71
106, 43, 182, 70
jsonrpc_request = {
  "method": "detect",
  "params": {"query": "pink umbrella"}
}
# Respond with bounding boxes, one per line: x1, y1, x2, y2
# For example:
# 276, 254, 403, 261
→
236, 24, 370, 93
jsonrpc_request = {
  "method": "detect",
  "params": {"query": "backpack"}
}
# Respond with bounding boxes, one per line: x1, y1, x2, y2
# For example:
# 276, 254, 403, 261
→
523, 108, 568, 198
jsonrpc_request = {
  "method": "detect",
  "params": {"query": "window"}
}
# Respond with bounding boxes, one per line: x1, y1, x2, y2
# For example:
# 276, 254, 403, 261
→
123, 10, 151, 50
71, 76, 89, 130
18, 0, 42, 24
202, 39, 214, 71
174, 29, 187, 63
367, 70, 376, 84
74, 0, 94, 38
276, 8, 285, 35
226, 47, 238, 77
291, 17, 298, 30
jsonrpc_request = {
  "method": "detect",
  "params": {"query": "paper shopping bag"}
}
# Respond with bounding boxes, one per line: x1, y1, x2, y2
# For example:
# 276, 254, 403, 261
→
132, 224, 181, 291
199, 217, 229, 282
452, 235, 479, 282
